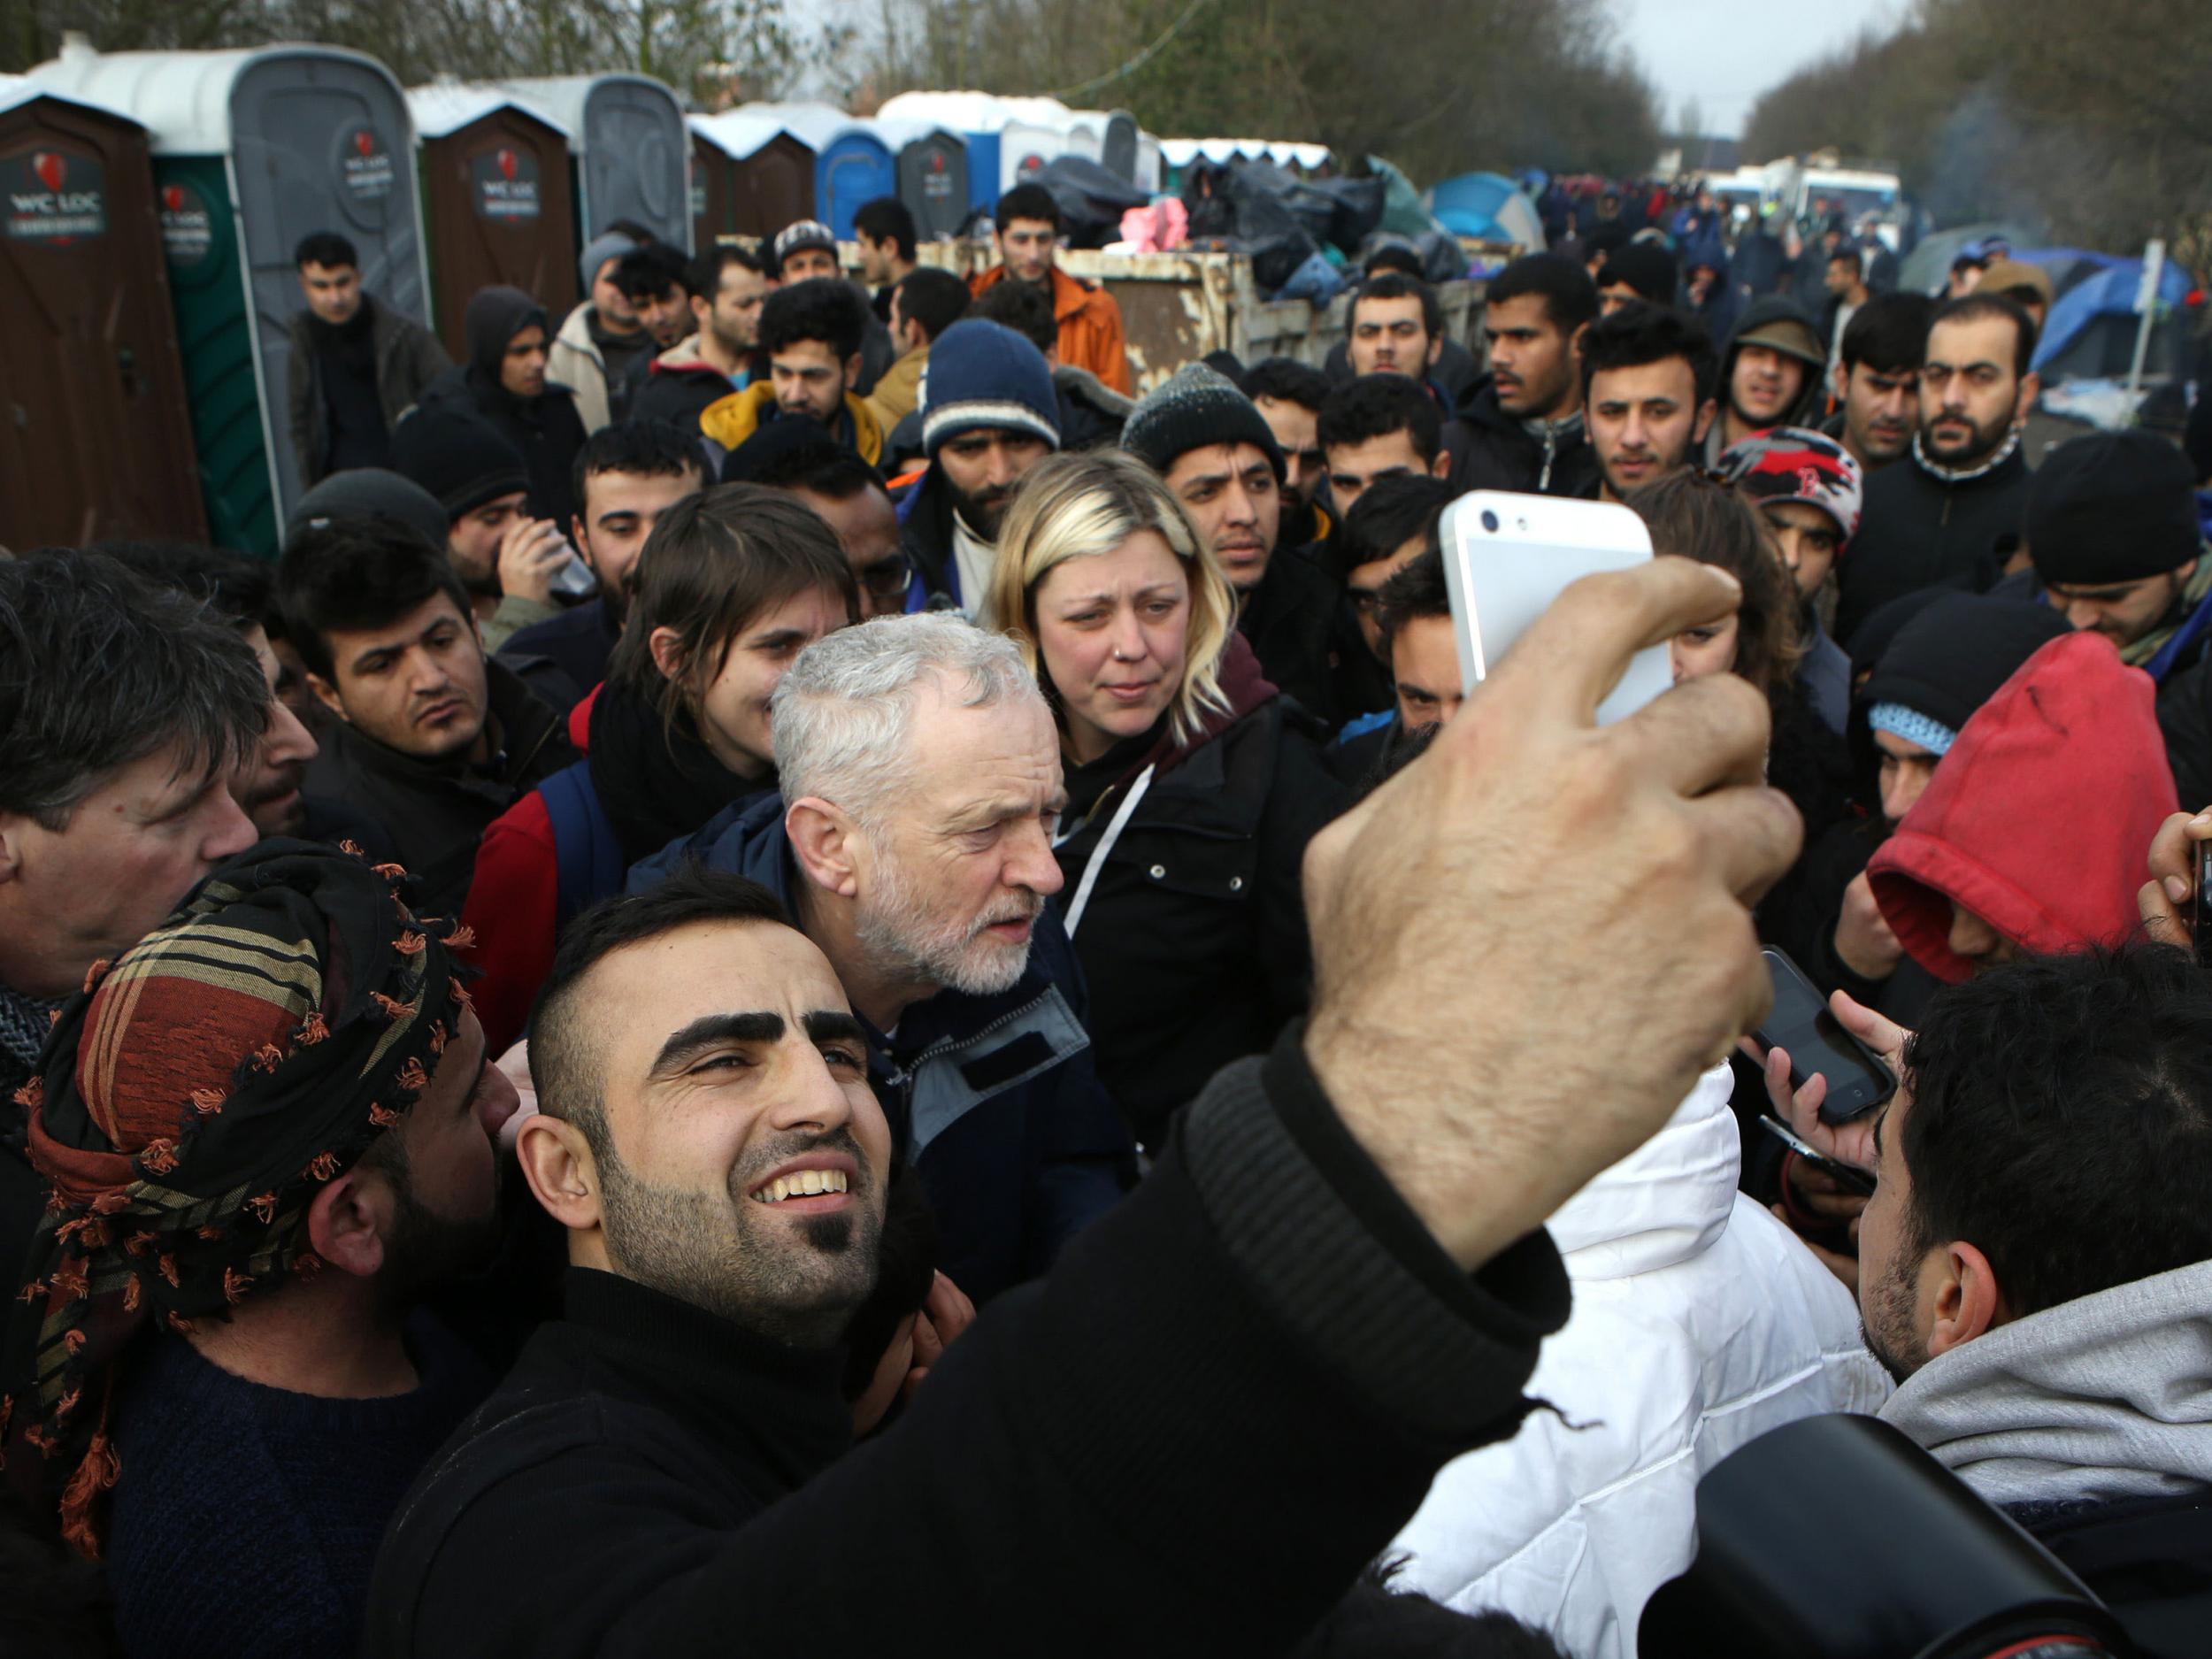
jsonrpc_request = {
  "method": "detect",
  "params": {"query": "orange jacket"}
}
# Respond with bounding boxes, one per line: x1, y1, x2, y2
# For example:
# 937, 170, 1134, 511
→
971, 263, 1131, 394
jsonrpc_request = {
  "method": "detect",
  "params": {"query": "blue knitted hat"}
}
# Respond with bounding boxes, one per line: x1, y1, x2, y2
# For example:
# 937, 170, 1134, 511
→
918, 319, 1062, 458
1867, 701, 1957, 758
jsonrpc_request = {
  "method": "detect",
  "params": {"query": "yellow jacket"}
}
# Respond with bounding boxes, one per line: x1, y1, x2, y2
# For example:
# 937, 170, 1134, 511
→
699, 380, 885, 466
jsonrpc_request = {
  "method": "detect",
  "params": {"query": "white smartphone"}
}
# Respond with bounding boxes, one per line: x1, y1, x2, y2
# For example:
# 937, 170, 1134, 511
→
1438, 490, 1675, 727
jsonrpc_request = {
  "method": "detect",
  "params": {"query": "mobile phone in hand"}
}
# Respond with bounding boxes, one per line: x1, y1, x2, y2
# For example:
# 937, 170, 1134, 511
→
1754, 946, 1896, 1124
1759, 1115, 1877, 1197
2194, 840, 2212, 969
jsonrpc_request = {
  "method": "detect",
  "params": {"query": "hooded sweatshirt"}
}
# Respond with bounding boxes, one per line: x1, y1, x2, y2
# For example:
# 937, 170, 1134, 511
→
1390, 1064, 1891, 1659
1700, 296, 1827, 465
419, 286, 589, 528
1882, 1258, 2212, 1511
1869, 632, 2178, 982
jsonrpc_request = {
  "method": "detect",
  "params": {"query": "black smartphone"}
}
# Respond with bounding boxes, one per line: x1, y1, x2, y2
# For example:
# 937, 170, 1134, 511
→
2194, 841, 2212, 969
1755, 946, 1896, 1124
1758, 1115, 1877, 1197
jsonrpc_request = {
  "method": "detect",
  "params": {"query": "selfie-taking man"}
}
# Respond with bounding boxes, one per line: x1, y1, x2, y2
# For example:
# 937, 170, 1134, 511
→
282, 519, 576, 914
364, 546, 1805, 1658
1580, 303, 1719, 503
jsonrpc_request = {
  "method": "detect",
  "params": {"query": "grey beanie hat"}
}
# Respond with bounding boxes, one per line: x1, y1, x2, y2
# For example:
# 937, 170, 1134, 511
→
1121, 362, 1286, 480
578, 229, 638, 297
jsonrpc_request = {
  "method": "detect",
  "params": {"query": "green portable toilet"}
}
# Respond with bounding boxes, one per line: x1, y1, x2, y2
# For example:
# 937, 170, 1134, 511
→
27, 37, 430, 557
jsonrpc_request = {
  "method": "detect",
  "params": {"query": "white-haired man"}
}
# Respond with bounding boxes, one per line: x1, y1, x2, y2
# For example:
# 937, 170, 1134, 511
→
629, 612, 1133, 1301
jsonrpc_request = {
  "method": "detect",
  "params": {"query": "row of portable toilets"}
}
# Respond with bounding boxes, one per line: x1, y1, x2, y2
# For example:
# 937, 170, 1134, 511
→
0, 40, 1180, 557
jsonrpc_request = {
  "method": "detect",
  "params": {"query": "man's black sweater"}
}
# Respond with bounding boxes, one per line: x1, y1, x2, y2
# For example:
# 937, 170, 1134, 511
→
365, 1031, 1569, 1657
1834, 440, 2029, 647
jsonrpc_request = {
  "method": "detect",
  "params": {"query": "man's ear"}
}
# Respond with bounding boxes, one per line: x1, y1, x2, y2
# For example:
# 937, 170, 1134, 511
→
2015, 371, 2041, 423
1428, 450, 1451, 480
843, 353, 863, 394
0, 813, 25, 886
571, 517, 595, 575
1692, 397, 1719, 445
515, 1112, 603, 1235
1425, 332, 1443, 368
305, 1164, 400, 1279
786, 796, 861, 898
306, 671, 349, 726
1831, 359, 1849, 403
1925, 1239, 2006, 1358
1569, 321, 1590, 365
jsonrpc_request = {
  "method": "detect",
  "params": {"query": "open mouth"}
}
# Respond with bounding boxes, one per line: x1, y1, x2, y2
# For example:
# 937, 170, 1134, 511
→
749, 1165, 852, 1207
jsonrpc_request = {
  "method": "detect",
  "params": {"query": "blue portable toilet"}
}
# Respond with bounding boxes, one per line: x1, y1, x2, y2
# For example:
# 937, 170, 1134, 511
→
815, 124, 895, 240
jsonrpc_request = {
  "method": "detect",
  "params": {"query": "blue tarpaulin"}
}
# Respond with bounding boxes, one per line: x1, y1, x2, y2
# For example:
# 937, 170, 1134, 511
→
2030, 250, 2192, 373
1425, 171, 1544, 250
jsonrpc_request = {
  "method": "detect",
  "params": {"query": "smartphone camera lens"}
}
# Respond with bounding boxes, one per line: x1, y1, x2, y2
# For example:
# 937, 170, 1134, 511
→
1479, 509, 1500, 533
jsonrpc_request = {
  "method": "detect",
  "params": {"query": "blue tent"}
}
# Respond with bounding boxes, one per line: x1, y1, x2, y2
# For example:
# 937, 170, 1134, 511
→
1425, 170, 1544, 249
2031, 250, 2192, 378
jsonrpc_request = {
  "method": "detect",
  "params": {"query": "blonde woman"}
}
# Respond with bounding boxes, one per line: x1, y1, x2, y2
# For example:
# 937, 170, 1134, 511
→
986, 450, 1349, 1148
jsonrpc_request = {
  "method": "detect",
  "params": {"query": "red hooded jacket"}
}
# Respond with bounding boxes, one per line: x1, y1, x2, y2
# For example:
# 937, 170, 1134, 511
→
1868, 632, 2177, 983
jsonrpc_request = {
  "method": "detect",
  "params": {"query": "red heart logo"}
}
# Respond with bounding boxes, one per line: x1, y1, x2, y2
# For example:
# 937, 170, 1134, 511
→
33, 151, 64, 193
162, 183, 185, 212
354, 129, 374, 158
497, 148, 518, 181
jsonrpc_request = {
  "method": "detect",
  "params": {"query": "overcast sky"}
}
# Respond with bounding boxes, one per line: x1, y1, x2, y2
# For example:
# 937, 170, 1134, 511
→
1611, 0, 1902, 138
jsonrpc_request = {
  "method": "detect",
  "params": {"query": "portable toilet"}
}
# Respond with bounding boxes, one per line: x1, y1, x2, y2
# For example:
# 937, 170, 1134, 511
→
999, 115, 1069, 191
1134, 132, 1163, 195
1099, 110, 1139, 183
814, 124, 895, 242
688, 116, 734, 248
0, 73, 204, 548
695, 112, 817, 240
27, 39, 430, 555
1058, 112, 1104, 168
496, 74, 690, 251
407, 84, 577, 362
882, 120, 970, 240
876, 90, 1003, 216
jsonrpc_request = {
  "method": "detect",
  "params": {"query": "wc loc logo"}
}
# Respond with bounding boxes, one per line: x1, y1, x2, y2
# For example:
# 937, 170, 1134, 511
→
340, 126, 396, 201
4, 146, 107, 243
470, 143, 541, 222
158, 180, 214, 269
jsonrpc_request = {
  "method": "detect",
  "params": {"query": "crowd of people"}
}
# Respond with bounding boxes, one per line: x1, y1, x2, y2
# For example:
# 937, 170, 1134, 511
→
2, 169, 2209, 1659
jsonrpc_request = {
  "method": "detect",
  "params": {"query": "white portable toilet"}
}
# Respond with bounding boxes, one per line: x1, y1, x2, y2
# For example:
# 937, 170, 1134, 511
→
27, 37, 430, 549
496, 74, 690, 251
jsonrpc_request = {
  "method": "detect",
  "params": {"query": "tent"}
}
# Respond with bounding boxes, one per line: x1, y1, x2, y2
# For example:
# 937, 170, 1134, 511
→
1896, 221, 2035, 296
2029, 250, 2193, 380
1426, 171, 1545, 250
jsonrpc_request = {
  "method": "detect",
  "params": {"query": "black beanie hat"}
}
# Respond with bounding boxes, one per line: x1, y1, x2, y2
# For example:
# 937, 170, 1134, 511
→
388, 407, 532, 520
1600, 241, 1679, 307
2026, 429, 2200, 585
285, 468, 449, 552
1122, 363, 1285, 481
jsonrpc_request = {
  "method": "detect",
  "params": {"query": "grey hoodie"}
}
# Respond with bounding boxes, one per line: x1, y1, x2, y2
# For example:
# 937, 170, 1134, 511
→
1879, 1257, 2212, 1509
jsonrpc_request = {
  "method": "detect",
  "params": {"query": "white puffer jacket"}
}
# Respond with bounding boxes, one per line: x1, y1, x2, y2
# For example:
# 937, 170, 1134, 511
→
1388, 1064, 1892, 1659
